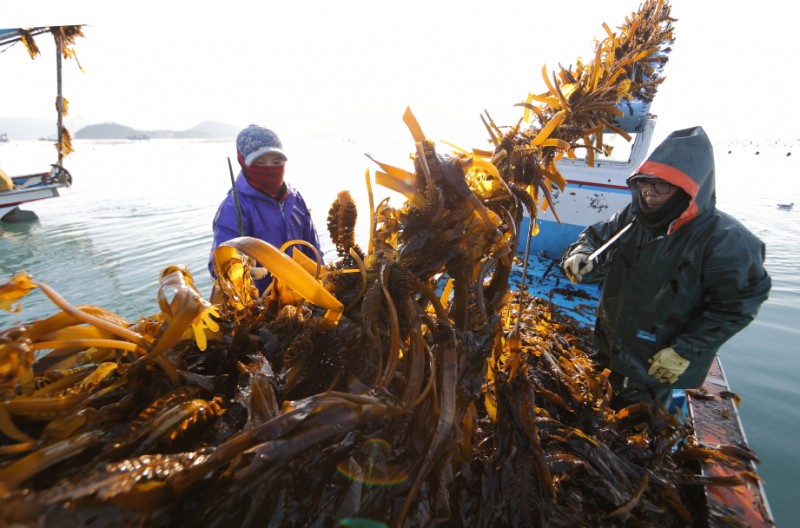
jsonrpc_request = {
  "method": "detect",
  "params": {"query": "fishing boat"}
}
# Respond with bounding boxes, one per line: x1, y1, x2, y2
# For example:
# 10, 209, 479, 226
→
0, 165, 73, 221
0, 26, 82, 222
514, 100, 775, 527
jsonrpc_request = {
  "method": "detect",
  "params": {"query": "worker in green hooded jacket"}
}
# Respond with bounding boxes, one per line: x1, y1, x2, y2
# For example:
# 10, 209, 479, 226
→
561, 126, 771, 407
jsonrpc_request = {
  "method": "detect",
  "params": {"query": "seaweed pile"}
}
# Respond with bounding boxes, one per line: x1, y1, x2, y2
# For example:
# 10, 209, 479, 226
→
0, 2, 763, 526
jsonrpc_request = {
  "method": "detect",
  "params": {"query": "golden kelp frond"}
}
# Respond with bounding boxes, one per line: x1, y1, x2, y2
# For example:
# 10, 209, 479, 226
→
220, 237, 344, 326
57, 127, 74, 159
402, 106, 426, 143
155, 265, 220, 354
210, 243, 261, 321
18, 30, 40, 59
15, 26, 85, 66
374, 170, 418, 203
52, 25, 85, 71
0, 273, 149, 396
327, 190, 361, 259
57, 96, 69, 118
490, 0, 674, 224
0, 272, 37, 313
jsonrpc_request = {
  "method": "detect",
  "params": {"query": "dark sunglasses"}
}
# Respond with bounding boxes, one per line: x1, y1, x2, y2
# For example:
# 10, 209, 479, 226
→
634, 179, 673, 195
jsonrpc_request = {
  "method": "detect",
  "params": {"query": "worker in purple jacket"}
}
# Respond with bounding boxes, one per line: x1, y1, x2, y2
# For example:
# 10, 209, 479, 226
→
209, 124, 321, 294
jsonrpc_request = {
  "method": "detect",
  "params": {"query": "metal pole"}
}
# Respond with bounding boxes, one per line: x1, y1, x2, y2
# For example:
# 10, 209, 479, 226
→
228, 157, 245, 237
55, 30, 64, 167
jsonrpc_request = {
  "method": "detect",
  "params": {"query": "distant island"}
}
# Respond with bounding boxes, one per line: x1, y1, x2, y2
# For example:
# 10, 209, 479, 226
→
74, 121, 239, 140
0, 117, 239, 140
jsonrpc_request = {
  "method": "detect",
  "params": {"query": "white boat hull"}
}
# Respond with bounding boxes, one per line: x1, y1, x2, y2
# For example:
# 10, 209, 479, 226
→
519, 117, 656, 258
0, 170, 71, 221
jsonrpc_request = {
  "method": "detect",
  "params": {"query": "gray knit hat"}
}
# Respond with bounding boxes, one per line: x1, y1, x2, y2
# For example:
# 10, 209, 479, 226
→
236, 124, 287, 165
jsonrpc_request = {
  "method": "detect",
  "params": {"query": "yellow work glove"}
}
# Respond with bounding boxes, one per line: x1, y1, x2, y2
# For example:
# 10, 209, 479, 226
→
647, 347, 689, 384
563, 253, 593, 284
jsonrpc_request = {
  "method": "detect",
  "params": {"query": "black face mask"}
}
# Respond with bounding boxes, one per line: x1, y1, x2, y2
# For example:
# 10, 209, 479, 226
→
636, 188, 690, 232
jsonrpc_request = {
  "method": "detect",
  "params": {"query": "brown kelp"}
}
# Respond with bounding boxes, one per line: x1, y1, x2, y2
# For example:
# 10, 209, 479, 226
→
483, 0, 674, 234
0, 1, 764, 526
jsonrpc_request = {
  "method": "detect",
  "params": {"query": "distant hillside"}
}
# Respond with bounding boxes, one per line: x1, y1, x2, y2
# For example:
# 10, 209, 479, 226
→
0, 117, 238, 140
179, 121, 240, 139
74, 121, 238, 140
74, 123, 138, 139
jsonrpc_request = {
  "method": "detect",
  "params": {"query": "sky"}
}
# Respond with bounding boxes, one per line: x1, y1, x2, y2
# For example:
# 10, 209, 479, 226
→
2, 0, 798, 149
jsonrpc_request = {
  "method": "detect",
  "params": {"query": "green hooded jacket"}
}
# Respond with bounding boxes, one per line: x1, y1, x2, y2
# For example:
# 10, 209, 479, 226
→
562, 126, 771, 388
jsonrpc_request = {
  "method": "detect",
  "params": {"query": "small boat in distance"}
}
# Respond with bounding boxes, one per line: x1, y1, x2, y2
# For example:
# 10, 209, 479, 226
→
0, 26, 83, 222
127, 134, 150, 141
0, 132, 8, 142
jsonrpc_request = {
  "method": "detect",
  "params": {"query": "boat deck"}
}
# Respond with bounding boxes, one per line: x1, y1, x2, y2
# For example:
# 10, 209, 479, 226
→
689, 358, 775, 527
511, 247, 775, 526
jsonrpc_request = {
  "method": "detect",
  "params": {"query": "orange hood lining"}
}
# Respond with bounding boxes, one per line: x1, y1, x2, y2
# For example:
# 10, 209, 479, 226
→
636, 160, 699, 233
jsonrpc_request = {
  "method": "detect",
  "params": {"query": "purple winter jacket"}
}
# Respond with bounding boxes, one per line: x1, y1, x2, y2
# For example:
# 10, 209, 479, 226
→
209, 172, 321, 293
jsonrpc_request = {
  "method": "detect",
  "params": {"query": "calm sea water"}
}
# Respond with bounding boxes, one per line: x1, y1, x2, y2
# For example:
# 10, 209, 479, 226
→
1, 137, 798, 525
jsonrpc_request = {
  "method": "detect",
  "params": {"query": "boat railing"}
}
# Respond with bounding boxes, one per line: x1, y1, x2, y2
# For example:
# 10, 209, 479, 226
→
8, 165, 72, 190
